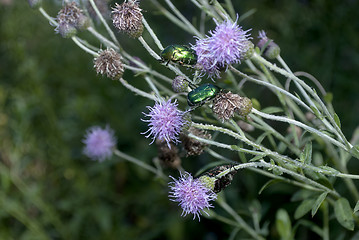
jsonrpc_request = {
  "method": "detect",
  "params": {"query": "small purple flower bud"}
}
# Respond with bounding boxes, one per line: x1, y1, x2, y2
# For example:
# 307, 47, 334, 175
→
111, 0, 144, 38
82, 126, 117, 161
142, 99, 187, 149
169, 172, 217, 220
57, 22, 77, 38
172, 76, 189, 93
257, 30, 280, 59
94, 48, 124, 80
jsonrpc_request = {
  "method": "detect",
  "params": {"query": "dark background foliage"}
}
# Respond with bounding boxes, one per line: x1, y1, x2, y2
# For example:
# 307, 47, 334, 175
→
0, 0, 358, 239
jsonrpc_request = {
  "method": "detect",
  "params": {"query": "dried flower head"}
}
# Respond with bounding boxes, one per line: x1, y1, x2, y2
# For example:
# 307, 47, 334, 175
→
112, 0, 143, 38
257, 30, 280, 59
199, 165, 238, 193
180, 127, 211, 156
55, 2, 90, 38
142, 99, 187, 148
94, 48, 124, 80
172, 76, 189, 93
83, 126, 117, 161
169, 172, 217, 220
156, 140, 181, 168
212, 91, 252, 121
192, 18, 252, 78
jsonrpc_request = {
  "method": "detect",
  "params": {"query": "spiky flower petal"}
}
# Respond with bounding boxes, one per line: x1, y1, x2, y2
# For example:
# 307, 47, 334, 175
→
169, 172, 217, 220
83, 126, 117, 161
142, 99, 186, 148
111, 0, 143, 38
192, 18, 252, 78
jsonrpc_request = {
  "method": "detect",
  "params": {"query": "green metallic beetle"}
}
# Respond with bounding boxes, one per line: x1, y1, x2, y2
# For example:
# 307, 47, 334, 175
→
160, 44, 197, 66
187, 83, 221, 107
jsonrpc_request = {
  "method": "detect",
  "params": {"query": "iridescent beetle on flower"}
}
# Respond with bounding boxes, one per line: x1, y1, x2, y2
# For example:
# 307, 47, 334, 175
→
187, 83, 221, 107
160, 44, 197, 66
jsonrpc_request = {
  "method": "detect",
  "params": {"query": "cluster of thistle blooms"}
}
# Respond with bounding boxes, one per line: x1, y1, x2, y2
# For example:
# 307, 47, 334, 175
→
33, 0, 282, 221
33, 0, 356, 223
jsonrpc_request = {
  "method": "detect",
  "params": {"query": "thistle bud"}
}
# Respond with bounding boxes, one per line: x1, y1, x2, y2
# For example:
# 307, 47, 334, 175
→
94, 49, 124, 80
172, 76, 189, 93
111, 0, 144, 38
212, 91, 252, 121
199, 165, 238, 193
257, 30, 280, 59
180, 127, 211, 156
241, 40, 255, 60
57, 22, 77, 38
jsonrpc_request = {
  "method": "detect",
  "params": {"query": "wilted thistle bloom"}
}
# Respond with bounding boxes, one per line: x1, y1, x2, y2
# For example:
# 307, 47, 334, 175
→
257, 30, 280, 59
192, 18, 253, 78
180, 127, 211, 156
94, 48, 124, 80
142, 99, 187, 148
83, 126, 117, 161
156, 140, 181, 169
112, 0, 143, 38
199, 165, 238, 193
55, 2, 90, 38
212, 91, 252, 121
169, 172, 217, 220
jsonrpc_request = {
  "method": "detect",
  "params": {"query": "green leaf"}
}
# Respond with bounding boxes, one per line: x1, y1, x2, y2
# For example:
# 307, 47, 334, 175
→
334, 113, 341, 129
261, 106, 283, 114
300, 142, 312, 164
334, 198, 354, 231
310, 106, 322, 120
311, 192, 328, 217
318, 166, 340, 176
353, 200, 359, 214
258, 179, 282, 194
276, 209, 292, 240
294, 199, 316, 219
324, 92, 333, 103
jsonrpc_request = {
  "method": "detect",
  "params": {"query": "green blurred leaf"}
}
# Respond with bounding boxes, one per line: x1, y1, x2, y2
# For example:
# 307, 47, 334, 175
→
261, 106, 283, 114
311, 192, 328, 217
300, 142, 312, 164
334, 198, 354, 231
294, 199, 316, 219
353, 200, 359, 214
324, 92, 333, 104
258, 179, 283, 194
276, 209, 293, 240
350, 146, 359, 159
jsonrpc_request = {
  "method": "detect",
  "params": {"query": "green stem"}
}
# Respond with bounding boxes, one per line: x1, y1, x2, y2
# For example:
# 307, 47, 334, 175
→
118, 78, 158, 101
71, 37, 98, 56
142, 17, 164, 50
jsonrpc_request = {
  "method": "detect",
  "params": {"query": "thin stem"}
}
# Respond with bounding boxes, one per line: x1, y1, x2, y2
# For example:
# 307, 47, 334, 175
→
71, 37, 98, 56
39, 7, 57, 26
119, 78, 158, 101
138, 36, 161, 60
251, 108, 346, 150
144, 75, 161, 98
142, 17, 164, 50
87, 27, 119, 50
88, 0, 120, 47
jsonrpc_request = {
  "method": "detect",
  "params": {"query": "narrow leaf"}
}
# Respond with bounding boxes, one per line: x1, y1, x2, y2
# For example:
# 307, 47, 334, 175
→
294, 199, 316, 219
334, 198, 354, 231
354, 200, 359, 214
311, 192, 328, 217
276, 209, 292, 240
300, 142, 312, 164
334, 113, 341, 129
258, 179, 282, 195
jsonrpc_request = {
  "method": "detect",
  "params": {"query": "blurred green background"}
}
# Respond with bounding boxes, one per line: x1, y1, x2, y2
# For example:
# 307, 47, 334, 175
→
0, 0, 358, 239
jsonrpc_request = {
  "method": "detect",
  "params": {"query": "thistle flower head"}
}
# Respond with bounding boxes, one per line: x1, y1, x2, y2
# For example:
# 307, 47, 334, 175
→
142, 99, 187, 148
212, 91, 252, 121
94, 48, 124, 80
111, 0, 143, 38
169, 172, 217, 220
83, 126, 117, 161
257, 30, 280, 59
192, 18, 252, 78
55, 2, 90, 38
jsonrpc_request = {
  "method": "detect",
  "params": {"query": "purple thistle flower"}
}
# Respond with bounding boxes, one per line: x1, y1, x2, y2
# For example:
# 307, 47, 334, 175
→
192, 18, 252, 78
169, 172, 217, 221
82, 126, 117, 161
142, 99, 186, 148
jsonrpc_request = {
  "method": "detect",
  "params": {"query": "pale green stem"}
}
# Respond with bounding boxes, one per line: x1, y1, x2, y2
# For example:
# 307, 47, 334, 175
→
39, 7, 57, 26
113, 149, 165, 178
224, 0, 236, 20
87, 27, 119, 50
119, 78, 158, 101
88, 0, 120, 47
217, 197, 265, 240
211, 0, 231, 20
230, 66, 312, 112
144, 75, 161, 98
138, 36, 161, 60
71, 37, 98, 56
142, 17, 164, 50
164, 0, 203, 37
251, 108, 346, 150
